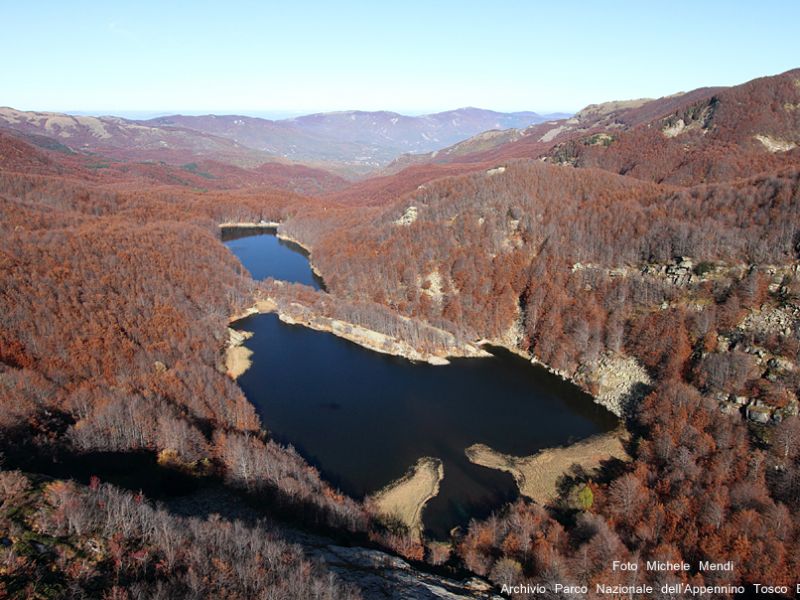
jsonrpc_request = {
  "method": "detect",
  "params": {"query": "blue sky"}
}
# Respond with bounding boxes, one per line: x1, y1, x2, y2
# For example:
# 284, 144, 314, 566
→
2, 0, 799, 116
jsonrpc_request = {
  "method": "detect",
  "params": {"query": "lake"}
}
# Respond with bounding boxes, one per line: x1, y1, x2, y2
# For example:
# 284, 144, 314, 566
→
224, 229, 617, 537
222, 226, 324, 290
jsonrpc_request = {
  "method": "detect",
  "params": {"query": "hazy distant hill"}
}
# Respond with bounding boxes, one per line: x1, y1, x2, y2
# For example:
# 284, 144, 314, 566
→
0, 126, 348, 195
0, 106, 556, 176
146, 108, 557, 170
384, 90, 723, 172
0, 107, 275, 168
328, 68, 800, 204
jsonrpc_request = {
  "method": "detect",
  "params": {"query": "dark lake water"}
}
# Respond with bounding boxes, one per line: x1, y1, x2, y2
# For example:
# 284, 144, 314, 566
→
222, 227, 324, 290
224, 229, 618, 537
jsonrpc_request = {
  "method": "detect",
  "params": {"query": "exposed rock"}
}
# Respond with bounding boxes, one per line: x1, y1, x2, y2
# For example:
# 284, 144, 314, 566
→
584, 353, 652, 417
420, 271, 444, 303
662, 256, 694, 285
739, 306, 798, 337
754, 134, 797, 153
396, 206, 419, 226
168, 488, 500, 599
746, 403, 772, 424
310, 544, 503, 599
538, 125, 569, 142
720, 402, 741, 416
662, 119, 687, 138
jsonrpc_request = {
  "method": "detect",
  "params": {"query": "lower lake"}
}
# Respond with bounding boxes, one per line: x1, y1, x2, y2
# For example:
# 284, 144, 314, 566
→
225, 230, 617, 537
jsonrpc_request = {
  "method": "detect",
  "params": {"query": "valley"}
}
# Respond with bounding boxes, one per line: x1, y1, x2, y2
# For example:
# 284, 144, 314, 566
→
2, 64, 800, 599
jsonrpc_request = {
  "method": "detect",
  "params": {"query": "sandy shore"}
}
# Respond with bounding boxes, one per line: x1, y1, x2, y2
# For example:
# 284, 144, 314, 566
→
219, 221, 280, 229
224, 328, 254, 379
368, 457, 444, 538
465, 429, 628, 505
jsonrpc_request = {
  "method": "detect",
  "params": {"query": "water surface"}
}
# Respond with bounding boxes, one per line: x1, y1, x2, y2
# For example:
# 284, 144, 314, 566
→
223, 228, 323, 290
224, 229, 617, 537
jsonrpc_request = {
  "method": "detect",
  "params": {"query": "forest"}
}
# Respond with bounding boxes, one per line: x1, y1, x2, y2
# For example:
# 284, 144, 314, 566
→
0, 470, 361, 599
282, 158, 800, 593
1, 67, 800, 598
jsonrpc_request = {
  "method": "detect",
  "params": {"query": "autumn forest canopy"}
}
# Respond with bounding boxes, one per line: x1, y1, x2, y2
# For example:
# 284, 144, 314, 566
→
1, 67, 800, 598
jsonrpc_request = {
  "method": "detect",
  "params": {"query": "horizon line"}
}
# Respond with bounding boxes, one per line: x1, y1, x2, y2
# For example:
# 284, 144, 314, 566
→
4, 106, 578, 119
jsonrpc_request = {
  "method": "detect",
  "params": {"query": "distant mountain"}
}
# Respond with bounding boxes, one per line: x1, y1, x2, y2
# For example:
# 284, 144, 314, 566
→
0, 107, 273, 167
0, 126, 348, 195
327, 68, 800, 204
544, 69, 800, 184
285, 107, 548, 150
145, 108, 555, 170
145, 113, 371, 169
0, 106, 556, 177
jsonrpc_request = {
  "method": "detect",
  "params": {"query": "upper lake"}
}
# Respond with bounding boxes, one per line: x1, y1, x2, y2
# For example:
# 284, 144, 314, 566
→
222, 226, 324, 290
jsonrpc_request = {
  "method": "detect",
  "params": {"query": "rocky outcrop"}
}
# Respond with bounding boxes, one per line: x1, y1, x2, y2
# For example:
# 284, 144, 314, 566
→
395, 206, 419, 226
583, 353, 653, 416
754, 134, 797, 153
310, 544, 501, 600
483, 335, 647, 418
168, 487, 500, 600
739, 305, 799, 338
528, 351, 649, 418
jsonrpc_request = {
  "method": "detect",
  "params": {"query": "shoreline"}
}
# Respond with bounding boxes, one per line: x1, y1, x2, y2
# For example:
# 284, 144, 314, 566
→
465, 428, 629, 505
478, 339, 650, 418
275, 310, 488, 365
219, 221, 326, 287
223, 327, 254, 379
219, 222, 638, 514
367, 457, 444, 539
227, 294, 488, 374
274, 231, 326, 280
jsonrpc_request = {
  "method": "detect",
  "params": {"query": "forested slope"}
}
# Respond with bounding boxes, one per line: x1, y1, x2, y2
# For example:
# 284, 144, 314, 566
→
2, 68, 800, 597
286, 155, 800, 590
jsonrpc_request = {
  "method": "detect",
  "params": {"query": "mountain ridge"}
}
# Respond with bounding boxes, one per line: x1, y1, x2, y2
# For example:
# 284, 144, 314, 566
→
145, 107, 559, 170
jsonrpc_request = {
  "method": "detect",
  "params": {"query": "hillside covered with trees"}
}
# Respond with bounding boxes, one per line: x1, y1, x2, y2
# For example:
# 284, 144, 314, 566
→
1, 67, 800, 597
